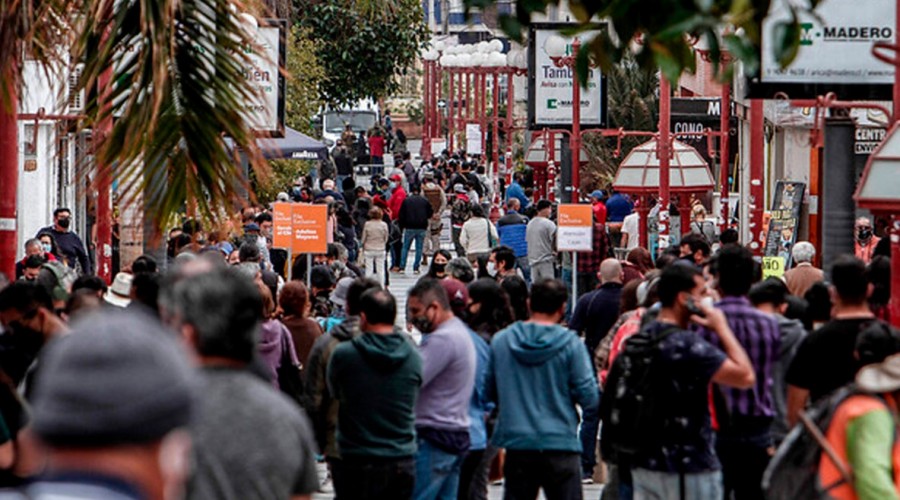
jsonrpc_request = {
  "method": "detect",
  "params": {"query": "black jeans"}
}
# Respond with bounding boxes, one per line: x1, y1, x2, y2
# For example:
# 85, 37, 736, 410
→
332, 455, 415, 500
503, 450, 582, 500
716, 418, 772, 500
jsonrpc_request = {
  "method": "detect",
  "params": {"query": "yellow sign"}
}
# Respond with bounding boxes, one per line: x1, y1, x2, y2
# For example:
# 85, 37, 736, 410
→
762, 256, 785, 280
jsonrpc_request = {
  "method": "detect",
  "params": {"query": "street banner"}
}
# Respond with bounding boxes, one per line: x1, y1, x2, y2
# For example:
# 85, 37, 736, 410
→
243, 19, 287, 137
557, 204, 593, 251
272, 202, 293, 249
292, 204, 328, 254
762, 256, 786, 280
764, 181, 806, 267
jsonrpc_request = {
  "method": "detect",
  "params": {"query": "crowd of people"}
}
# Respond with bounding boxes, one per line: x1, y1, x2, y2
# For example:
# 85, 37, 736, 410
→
0, 146, 898, 500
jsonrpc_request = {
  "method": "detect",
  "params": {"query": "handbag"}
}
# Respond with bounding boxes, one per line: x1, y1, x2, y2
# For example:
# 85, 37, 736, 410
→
276, 333, 307, 409
486, 219, 496, 248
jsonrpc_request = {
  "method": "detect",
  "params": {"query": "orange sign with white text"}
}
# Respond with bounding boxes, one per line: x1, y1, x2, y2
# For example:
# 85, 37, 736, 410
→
292, 204, 328, 254
556, 204, 594, 251
272, 202, 293, 249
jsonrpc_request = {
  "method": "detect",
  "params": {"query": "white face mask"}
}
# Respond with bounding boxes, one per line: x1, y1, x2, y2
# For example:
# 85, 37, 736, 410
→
486, 261, 497, 277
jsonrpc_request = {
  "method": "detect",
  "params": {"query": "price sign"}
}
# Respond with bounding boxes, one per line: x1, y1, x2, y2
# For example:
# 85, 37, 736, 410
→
557, 204, 593, 251
762, 256, 786, 280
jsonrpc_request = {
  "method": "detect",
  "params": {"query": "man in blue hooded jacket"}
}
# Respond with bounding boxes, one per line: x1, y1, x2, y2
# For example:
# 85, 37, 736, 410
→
486, 278, 599, 500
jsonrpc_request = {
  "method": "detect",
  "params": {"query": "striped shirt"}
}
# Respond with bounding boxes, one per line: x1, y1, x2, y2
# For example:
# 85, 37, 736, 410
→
701, 296, 781, 418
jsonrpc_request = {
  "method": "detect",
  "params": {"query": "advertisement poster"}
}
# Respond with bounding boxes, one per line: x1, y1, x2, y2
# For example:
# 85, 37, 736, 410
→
528, 24, 606, 129
556, 204, 593, 251
242, 20, 287, 136
761, 0, 895, 85
466, 123, 482, 155
271, 202, 293, 249
291, 204, 328, 254
764, 181, 806, 267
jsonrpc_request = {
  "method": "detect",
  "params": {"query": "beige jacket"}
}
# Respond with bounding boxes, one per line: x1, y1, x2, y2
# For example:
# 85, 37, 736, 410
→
361, 220, 389, 252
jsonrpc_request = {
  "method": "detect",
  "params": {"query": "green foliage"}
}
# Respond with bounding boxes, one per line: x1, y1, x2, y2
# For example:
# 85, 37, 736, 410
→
476, 0, 820, 84
294, 0, 430, 105
582, 58, 658, 192
406, 100, 424, 125
284, 26, 325, 134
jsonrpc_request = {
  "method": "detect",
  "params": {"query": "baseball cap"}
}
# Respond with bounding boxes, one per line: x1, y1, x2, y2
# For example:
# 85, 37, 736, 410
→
31, 310, 196, 446
243, 222, 260, 232
590, 190, 605, 200
390, 174, 403, 182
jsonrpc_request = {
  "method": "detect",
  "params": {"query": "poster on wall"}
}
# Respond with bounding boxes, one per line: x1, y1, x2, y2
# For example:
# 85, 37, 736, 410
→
528, 23, 607, 129
764, 181, 806, 267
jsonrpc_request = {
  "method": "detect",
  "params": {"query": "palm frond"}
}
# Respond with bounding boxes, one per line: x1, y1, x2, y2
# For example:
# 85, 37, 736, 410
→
71, 0, 269, 231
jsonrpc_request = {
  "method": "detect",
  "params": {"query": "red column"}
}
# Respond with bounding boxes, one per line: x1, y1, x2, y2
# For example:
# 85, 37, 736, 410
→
749, 99, 765, 255
448, 70, 455, 153
492, 70, 500, 173
422, 60, 431, 160
570, 39, 581, 203
719, 83, 731, 232
95, 62, 114, 281
638, 197, 650, 249
658, 76, 672, 249
0, 66, 18, 280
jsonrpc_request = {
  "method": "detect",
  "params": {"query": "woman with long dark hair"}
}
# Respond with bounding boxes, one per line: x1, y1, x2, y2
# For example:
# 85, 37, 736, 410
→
458, 278, 516, 500
500, 275, 530, 322
426, 249, 453, 280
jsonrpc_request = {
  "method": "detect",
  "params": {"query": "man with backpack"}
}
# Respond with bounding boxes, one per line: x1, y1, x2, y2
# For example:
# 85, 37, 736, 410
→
421, 173, 447, 266
450, 185, 472, 259
601, 264, 755, 499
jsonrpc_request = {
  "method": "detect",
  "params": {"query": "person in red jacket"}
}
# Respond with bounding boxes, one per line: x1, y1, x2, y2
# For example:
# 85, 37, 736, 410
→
368, 128, 386, 177
387, 175, 407, 272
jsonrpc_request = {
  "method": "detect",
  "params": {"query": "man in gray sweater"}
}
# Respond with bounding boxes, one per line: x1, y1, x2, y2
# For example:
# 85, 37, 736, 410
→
526, 199, 557, 282
406, 278, 476, 500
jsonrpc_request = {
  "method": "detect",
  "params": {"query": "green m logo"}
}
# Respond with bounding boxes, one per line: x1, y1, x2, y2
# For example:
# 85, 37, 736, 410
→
800, 23, 814, 46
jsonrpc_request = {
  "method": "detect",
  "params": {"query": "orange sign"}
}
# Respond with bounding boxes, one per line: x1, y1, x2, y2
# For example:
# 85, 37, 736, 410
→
292, 204, 328, 254
272, 202, 293, 249
557, 204, 594, 251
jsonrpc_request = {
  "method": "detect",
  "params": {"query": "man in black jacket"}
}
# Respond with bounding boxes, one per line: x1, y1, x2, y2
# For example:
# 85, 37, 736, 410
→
398, 186, 433, 274
333, 141, 354, 188
37, 208, 91, 275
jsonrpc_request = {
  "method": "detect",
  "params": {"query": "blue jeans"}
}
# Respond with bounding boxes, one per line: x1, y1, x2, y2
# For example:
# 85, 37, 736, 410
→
413, 437, 465, 500
632, 468, 723, 500
579, 386, 602, 477
515, 255, 531, 284
400, 229, 426, 271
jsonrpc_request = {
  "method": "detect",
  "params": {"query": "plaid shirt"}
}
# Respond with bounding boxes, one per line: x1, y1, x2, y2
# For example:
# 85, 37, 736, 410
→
700, 296, 781, 419
577, 223, 609, 274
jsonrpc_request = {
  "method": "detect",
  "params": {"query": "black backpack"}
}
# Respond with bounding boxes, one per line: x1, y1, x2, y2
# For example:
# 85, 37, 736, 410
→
762, 385, 868, 499
599, 322, 681, 464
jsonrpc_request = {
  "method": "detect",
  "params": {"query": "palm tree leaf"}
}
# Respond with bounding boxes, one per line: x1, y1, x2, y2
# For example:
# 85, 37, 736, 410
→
70, 0, 269, 231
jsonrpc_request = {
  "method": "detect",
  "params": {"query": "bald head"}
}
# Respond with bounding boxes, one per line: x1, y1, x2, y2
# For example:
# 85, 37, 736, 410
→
599, 258, 623, 284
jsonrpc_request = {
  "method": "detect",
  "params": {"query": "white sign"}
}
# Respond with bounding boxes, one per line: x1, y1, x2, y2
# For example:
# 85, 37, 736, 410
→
556, 204, 594, 251
466, 123, 482, 154
761, 0, 895, 85
530, 26, 605, 128
243, 23, 286, 135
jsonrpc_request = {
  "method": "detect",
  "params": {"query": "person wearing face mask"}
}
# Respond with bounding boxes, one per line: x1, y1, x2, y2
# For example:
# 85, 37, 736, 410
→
425, 250, 452, 280
14, 239, 57, 280
854, 216, 880, 264
36, 208, 91, 275
0, 310, 195, 500
487, 246, 520, 282
406, 279, 476, 500
0, 282, 69, 395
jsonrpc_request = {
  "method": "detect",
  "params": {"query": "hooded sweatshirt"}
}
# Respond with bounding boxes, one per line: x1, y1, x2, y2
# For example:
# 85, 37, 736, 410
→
327, 330, 422, 458
257, 319, 300, 390
487, 321, 599, 452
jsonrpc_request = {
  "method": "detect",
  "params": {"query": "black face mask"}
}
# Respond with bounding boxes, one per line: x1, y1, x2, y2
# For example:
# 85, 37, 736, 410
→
57, 217, 71, 229
431, 263, 446, 274
857, 228, 873, 242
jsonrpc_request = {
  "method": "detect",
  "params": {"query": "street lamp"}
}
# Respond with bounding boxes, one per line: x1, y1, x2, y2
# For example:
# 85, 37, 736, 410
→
544, 36, 586, 203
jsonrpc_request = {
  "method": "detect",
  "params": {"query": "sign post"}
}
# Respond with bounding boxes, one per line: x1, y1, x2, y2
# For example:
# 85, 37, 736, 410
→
557, 204, 594, 311
272, 202, 294, 279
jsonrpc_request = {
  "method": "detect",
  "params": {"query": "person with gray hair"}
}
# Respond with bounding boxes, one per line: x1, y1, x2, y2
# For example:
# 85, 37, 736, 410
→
163, 268, 319, 500
784, 241, 824, 298
446, 257, 475, 284
15, 237, 56, 280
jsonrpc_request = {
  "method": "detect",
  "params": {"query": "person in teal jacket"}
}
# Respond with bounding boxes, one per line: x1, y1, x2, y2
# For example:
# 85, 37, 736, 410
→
486, 278, 599, 500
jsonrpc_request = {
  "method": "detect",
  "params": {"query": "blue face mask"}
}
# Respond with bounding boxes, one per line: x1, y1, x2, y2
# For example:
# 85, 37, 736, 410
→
389, 182, 397, 190
41, 243, 52, 253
